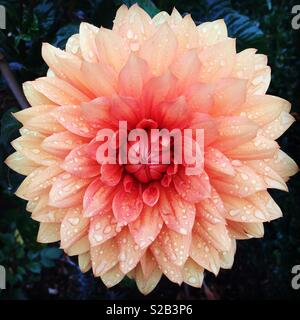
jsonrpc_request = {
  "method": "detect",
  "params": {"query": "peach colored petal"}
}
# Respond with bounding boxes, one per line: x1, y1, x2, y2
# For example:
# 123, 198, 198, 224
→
198, 39, 236, 82
23, 81, 55, 107
173, 14, 198, 52
79, 22, 99, 63
112, 182, 143, 225
152, 11, 170, 26
139, 250, 157, 279
81, 61, 117, 96
78, 252, 91, 273
141, 70, 177, 109
88, 212, 117, 246
237, 95, 291, 126
112, 5, 129, 32
42, 43, 77, 81
152, 96, 190, 130
262, 150, 299, 181
19, 128, 46, 139
197, 19, 228, 47
113, 4, 155, 48
247, 191, 283, 221
183, 258, 204, 288
116, 228, 146, 273
24, 113, 64, 135
42, 131, 88, 157
171, 49, 202, 92
91, 239, 119, 276
83, 178, 116, 217
205, 147, 235, 176
60, 207, 89, 248
95, 27, 130, 72
150, 9, 182, 30
5, 152, 38, 175
225, 136, 279, 160
173, 167, 211, 203
189, 233, 220, 275
190, 113, 218, 146
169, 8, 183, 26
194, 217, 231, 252
42, 43, 95, 97
211, 162, 266, 197
49, 173, 92, 208
227, 221, 264, 239
37, 222, 60, 243
31, 205, 67, 223
81, 97, 113, 127
219, 238, 236, 269
135, 263, 162, 295
196, 188, 226, 225
212, 116, 258, 151
33, 77, 89, 105
222, 191, 282, 223
186, 83, 214, 113
231, 48, 256, 80
258, 111, 295, 140
142, 183, 160, 207
118, 54, 150, 97
29, 193, 48, 212
252, 69, 271, 95
61, 145, 99, 178
26, 197, 41, 213
248, 53, 271, 95
65, 34, 81, 56
211, 78, 247, 116
139, 23, 177, 76
101, 265, 125, 288
51, 105, 99, 138
150, 239, 183, 284
157, 226, 191, 266
128, 205, 163, 249
110, 95, 140, 129
65, 235, 90, 256
15, 165, 63, 200
100, 163, 123, 186
243, 159, 288, 191
11, 136, 60, 166
159, 186, 196, 235
13, 105, 56, 124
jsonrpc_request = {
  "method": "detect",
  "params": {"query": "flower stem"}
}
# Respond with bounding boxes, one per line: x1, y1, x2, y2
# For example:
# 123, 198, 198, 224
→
0, 50, 29, 109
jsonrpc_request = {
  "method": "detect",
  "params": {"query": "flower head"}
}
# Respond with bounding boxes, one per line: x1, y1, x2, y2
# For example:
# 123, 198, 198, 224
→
6, 4, 298, 294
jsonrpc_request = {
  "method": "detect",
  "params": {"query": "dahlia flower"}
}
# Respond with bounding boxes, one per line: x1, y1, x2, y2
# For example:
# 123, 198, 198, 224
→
5, 4, 298, 294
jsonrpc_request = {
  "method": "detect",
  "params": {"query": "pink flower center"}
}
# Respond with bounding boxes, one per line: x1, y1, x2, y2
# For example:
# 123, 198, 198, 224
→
124, 118, 170, 183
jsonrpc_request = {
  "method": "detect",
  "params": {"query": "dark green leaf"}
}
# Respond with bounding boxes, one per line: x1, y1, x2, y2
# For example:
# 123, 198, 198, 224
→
28, 262, 41, 274
0, 108, 21, 151
41, 247, 62, 260
40, 258, 55, 268
34, 0, 58, 34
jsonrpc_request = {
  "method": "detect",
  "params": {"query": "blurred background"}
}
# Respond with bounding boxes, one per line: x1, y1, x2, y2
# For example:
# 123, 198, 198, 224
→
0, 0, 299, 300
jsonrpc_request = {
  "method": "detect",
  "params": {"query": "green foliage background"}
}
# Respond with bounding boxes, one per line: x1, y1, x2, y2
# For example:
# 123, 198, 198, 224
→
0, 0, 299, 299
